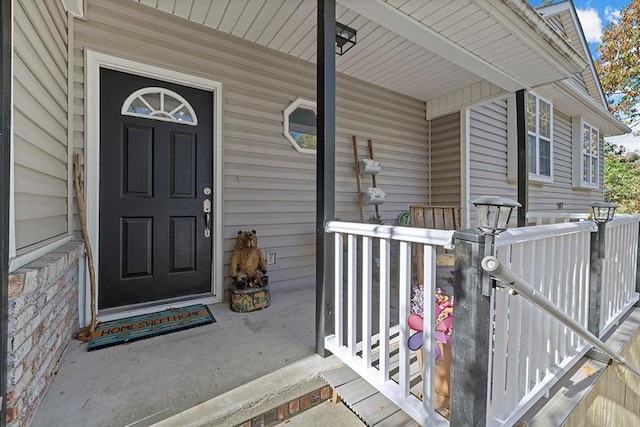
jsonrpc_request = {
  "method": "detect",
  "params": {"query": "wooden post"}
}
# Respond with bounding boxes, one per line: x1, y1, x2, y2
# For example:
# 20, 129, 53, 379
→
315, 0, 336, 357
516, 89, 528, 227
352, 136, 365, 221
367, 140, 379, 218
450, 229, 491, 426
588, 223, 604, 337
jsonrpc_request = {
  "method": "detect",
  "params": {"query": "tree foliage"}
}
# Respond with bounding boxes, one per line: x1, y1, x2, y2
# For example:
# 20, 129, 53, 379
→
604, 142, 640, 213
595, 0, 640, 127
294, 132, 317, 150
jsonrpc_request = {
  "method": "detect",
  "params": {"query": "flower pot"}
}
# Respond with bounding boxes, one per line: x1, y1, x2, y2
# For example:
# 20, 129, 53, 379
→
362, 187, 385, 205
416, 341, 451, 410
359, 158, 381, 175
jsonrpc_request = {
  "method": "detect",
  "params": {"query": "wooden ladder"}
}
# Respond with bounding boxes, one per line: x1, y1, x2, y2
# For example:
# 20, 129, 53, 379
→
352, 136, 380, 222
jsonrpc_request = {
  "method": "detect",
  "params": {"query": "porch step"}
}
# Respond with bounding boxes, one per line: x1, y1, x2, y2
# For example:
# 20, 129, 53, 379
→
151, 354, 344, 426
322, 365, 418, 426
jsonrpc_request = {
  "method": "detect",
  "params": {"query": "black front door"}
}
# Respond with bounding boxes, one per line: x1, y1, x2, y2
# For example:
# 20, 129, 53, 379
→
99, 68, 213, 309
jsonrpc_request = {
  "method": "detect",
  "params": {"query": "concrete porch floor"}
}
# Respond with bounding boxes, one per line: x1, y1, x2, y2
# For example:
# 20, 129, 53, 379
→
30, 283, 328, 427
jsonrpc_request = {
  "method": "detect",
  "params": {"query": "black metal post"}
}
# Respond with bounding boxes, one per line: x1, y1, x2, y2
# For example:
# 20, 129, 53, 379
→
588, 223, 605, 337
450, 229, 491, 426
515, 89, 528, 227
315, 0, 336, 356
0, 0, 11, 424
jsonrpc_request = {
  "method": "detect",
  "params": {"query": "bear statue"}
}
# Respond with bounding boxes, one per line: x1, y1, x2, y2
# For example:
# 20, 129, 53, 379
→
230, 230, 268, 289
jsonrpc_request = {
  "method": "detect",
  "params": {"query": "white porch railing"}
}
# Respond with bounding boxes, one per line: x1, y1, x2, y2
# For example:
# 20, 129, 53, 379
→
600, 215, 640, 335
489, 222, 596, 425
526, 211, 590, 225
488, 216, 640, 425
324, 221, 455, 426
325, 216, 640, 426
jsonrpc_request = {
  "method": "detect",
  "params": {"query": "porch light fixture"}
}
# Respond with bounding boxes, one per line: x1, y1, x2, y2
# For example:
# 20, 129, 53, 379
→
473, 196, 521, 296
590, 201, 617, 260
590, 202, 617, 224
336, 22, 357, 56
473, 196, 522, 236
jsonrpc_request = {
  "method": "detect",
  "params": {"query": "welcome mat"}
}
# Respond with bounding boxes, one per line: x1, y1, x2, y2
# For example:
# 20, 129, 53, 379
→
88, 304, 215, 351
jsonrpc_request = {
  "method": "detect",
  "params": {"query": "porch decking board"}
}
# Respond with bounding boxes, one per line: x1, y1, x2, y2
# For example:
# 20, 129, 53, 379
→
335, 376, 379, 405
321, 363, 361, 387
351, 391, 405, 425
373, 410, 420, 427
322, 365, 420, 426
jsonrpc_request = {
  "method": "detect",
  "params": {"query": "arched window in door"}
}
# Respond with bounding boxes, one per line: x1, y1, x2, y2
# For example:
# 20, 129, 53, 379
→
121, 87, 198, 126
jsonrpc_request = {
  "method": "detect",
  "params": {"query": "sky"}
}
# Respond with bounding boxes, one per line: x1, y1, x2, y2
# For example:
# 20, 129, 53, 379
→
530, 1, 639, 150
571, 0, 640, 151
554, 0, 640, 151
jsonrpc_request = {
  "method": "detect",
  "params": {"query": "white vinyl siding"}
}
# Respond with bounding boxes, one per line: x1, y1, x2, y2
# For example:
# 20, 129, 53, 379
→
473, 99, 602, 217
13, 0, 69, 253
429, 112, 461, 208
74, 0, 429, 292
529, 110, 602, 211
468, 100, 517, 226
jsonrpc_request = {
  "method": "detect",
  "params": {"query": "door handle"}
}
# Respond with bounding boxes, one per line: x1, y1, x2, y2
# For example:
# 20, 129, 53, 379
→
203, 199, 211, 238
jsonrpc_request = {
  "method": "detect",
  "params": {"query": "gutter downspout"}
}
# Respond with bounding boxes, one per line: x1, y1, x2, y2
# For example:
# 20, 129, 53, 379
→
0, 0, 12, 425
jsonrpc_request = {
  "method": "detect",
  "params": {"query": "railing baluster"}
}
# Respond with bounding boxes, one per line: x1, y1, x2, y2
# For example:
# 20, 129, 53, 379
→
347, 234, 357, 357
493, 246, 510, 417
398, 241, 411, 398
335, 232, 344, 348
552, 235, 565, 365
579, 231, 589, 336
611, 225, 620, 321
379, 238, 390, 382
529, 240, 540, 390
568, 233, 578, 348
558, 234, 568, 361
542, 238, 554, 382
622, 223, 631, 306
602, 226, 612, 329
506, 243, 523, 410
619, 224, 628, 311
630, 222, 639, 300
362, 236, 373, 368
422, 244, 435, 413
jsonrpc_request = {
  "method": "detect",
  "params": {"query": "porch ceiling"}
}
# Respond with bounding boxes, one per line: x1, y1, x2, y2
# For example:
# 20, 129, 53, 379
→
133, 0, 585, 102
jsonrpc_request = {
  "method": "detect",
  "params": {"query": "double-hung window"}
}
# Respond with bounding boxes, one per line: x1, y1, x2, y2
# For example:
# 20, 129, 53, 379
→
572, 118, 599, 189
527, 92, 553, 181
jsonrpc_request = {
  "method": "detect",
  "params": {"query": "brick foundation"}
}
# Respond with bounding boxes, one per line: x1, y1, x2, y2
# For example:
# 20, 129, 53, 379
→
236, 385, 332, 427
6, 242, 84, 427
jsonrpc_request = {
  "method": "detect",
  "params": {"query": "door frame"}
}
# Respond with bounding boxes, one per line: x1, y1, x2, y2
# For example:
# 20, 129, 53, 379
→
85, 50, 223, 323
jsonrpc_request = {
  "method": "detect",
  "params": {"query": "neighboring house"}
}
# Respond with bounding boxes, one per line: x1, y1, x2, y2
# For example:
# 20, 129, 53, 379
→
1, 0, 630, 425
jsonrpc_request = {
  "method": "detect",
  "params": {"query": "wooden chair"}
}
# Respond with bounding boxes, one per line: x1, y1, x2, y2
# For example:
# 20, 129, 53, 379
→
409, 206, 461, 281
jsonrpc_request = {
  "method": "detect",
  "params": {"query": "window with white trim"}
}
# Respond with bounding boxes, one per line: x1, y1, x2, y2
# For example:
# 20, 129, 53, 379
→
283, 98, 317, 154
572, 117, 600, 189
581, 122, 599, 186
527, 92, 553, 181
121, 87, 198, 126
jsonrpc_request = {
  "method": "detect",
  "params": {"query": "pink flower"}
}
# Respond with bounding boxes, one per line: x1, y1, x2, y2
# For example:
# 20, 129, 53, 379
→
408, 286, 454, 357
